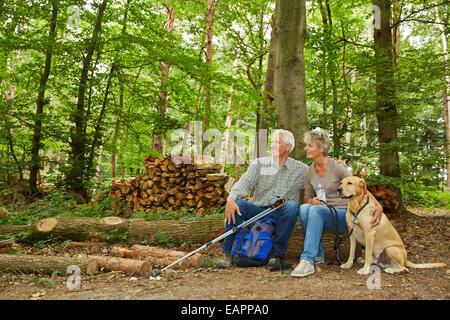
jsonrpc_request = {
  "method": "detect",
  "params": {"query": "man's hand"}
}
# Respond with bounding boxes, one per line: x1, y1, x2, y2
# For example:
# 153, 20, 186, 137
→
225, 198, 241, 224
370, 203, 383, 227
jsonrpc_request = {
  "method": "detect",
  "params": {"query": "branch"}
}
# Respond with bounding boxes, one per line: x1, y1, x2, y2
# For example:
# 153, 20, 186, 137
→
400, 18, 448, 26
392, 1, 449, 27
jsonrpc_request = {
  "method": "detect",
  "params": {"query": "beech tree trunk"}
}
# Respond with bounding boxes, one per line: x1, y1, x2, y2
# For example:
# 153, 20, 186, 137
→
153, 4, 175, 153
29, 0, 58, 195
112, 0, 132, 179
434, 5, 450, 190
68, 0, 108, 201
373, 0, 401, 178
203, 0, 214, 131
259, 12, 276, 134
273, 0, 308, 160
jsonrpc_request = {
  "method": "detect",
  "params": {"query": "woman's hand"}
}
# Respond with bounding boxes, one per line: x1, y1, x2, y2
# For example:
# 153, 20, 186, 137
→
307, 197, 325, 206
367, 192, 383, 227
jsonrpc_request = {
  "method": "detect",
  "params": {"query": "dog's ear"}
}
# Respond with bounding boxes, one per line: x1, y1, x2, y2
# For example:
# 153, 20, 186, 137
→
359, 178, 367, 194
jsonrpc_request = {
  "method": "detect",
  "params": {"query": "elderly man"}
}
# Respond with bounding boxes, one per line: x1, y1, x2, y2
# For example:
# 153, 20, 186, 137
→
218, 129, 308, 269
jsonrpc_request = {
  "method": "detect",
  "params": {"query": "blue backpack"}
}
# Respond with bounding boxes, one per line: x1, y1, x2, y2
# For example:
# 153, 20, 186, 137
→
231, 218, 277, 267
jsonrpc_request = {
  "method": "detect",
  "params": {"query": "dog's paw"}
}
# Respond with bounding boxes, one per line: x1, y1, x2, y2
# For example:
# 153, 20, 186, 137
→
340, 262, 353, 269
357, 267, 370, 275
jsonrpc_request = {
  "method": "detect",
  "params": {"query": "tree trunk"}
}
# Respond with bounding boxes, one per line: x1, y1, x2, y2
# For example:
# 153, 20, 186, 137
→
88, 62, 114, 170
68, 0, 108, 201
391, 1, 401, 70
373, 0, 403, 216
434, 5, 450, 190
153, 4, 175, 153
373, 0, 400, 178
29, 0, 58, 195
203, 0, 214, 131
261, 13, 275, 130
0, 254, 98, 275
318, 0, 340, 155
273, 0, 308, 160
112, 0, 132, 179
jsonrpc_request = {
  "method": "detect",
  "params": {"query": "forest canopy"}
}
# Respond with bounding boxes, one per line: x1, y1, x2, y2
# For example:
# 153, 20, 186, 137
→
0, 0, 448, 208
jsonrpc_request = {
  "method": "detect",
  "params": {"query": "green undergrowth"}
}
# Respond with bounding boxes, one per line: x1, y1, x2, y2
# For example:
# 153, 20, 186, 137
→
0, 189, 224, 226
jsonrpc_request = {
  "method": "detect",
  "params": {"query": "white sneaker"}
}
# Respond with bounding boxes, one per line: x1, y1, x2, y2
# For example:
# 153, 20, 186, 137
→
291, 260, 315, 278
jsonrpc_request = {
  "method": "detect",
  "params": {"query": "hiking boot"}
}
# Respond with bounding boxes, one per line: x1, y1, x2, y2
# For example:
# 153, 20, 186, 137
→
266, 257, 292, 271
216, 253, 232, 269
314, 256, 325, 264
291, 260, 315, 278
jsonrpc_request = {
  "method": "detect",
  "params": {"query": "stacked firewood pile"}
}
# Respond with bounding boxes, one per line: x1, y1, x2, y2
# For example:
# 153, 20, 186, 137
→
109, 155, 229, 215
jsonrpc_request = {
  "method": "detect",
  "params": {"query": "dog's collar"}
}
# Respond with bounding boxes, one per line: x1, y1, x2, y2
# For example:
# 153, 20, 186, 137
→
349, 196, 370, 218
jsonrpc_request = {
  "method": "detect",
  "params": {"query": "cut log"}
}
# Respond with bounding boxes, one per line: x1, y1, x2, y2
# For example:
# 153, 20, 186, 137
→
64, 241, 107, 251
0, 254, 98, 275
0, 239, 15, 248
127, 215, 225, 246
78, 254, 151, 276
110, 246, 198, 269
0, 224, 33, 239
131, 244, 201, 267
31, 216, 128, 242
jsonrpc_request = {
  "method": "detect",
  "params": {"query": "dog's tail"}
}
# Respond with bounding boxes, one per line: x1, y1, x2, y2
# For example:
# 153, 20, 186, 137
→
405, 260, 447, 269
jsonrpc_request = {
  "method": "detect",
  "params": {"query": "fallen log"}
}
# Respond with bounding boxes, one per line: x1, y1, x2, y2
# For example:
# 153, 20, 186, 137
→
111, 245, 202, 268
127, 215, 225, 246
0, 239, 15, 248
31, 216, 128, 242
0, 254, 98, 275
64, 241, 108, 252
0, 224, 33, 240
78, 254, 151, 276
0, 215, 224, 246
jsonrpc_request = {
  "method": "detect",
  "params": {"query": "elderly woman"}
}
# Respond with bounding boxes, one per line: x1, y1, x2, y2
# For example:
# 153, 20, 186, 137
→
291, 128, 382, 277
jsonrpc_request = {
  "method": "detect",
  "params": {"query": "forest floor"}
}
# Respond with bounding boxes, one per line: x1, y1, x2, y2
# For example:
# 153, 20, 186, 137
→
0, 207, 448, 301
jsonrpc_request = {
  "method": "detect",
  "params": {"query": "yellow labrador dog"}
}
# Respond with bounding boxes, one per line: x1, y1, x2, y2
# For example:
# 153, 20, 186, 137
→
337, 176, 447, 274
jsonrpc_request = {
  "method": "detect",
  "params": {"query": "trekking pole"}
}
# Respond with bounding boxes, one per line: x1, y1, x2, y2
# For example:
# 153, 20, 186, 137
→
150, 197, 288, 278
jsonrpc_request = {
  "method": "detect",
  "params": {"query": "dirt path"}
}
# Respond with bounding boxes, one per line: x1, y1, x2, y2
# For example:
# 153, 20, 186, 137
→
0, 211, 448, 300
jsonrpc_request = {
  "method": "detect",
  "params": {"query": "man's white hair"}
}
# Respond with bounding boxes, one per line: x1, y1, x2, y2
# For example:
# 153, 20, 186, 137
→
272, 129, 295, 153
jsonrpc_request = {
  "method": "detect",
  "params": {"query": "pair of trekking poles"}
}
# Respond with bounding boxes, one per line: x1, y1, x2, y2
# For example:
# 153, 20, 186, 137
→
150, 196, 288, 278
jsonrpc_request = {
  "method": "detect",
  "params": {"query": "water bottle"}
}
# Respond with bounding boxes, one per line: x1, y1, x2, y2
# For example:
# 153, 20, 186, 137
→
317, 183, 326, 203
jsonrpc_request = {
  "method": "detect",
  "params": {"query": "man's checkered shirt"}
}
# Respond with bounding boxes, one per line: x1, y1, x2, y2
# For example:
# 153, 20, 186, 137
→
228, 157, 308, 207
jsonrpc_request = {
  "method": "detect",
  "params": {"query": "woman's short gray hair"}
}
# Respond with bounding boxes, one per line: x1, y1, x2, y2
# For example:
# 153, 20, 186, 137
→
304, 127, 331, 156
272, 129, 295, 153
